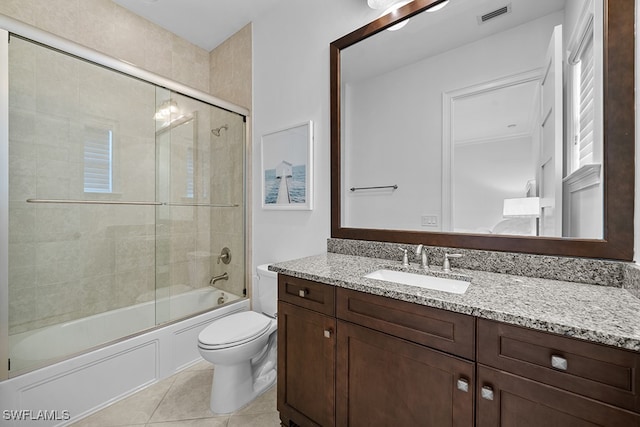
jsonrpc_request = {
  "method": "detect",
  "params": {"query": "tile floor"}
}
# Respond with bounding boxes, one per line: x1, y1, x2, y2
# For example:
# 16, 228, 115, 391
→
71, 359, 280, 427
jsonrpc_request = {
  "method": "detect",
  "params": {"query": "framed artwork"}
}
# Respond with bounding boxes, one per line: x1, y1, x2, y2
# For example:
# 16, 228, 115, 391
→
261, 121, 313, 210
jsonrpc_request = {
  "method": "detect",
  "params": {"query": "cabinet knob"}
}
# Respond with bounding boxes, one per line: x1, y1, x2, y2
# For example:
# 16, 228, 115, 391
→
551, 355, 568, 371
298, 288, 308, 297
323, 328, 332, 338
481, 386, 494, 401
456, 378, 469, 393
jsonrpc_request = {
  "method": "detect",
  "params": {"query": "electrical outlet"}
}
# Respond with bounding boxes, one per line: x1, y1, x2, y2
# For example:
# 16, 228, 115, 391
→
421, 215, 439, 227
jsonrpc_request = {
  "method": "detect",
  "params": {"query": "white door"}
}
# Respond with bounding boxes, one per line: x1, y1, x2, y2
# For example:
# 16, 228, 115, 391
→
538, 25, 563, 237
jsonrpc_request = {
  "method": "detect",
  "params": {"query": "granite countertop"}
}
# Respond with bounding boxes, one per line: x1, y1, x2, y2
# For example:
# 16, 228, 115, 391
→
271, 252, 640, 352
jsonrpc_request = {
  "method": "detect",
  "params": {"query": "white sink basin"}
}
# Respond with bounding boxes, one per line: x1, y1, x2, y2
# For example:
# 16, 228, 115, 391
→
364, 269, 470, 294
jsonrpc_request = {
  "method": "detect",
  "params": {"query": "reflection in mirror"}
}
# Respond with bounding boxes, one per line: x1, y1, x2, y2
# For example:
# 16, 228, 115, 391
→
341, 0, 604, 238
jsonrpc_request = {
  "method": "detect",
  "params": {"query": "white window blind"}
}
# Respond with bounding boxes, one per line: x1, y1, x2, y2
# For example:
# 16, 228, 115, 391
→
84, 127, 113, 193
570, 16, 596, 172
577, 34, 595, 167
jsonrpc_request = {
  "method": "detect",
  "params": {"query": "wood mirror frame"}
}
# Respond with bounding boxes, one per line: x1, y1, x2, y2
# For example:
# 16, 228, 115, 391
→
330, 0, 634, 260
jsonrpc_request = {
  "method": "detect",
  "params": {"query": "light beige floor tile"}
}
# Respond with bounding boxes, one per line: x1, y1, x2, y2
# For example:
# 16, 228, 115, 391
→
148, 368, 214, 422
146, 417, 229, 426
70, 376, 175, 427
227, 411, 280, 427
233, 385, 276, 416
186, 358, 212, 371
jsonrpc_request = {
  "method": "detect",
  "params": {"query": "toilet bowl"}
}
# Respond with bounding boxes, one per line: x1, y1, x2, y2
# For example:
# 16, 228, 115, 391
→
197, 264, 277, 414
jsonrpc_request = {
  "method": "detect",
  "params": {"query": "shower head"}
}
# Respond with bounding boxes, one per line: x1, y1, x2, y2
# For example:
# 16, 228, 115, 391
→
211, 124, 228, 137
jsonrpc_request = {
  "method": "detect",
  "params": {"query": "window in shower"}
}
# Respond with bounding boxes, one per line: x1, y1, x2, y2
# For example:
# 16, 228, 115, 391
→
83, 126, 113, 193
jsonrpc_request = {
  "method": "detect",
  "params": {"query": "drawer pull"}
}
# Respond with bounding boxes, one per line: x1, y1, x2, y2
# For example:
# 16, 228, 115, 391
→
324, 328, 332, 338
481, 386, 494, 401
456, 378, 469, 392
298, 288, 309, 297
551, 355, 568, 371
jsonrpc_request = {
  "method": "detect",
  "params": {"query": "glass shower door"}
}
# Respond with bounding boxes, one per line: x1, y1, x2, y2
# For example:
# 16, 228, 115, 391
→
6, 35, 158, 374
154, 89, 246, 325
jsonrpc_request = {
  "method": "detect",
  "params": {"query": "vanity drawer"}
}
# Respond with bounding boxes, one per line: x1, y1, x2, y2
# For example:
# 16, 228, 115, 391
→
477, 319, 640, 413
278, 274, 335, 316
336, 288, 475, 360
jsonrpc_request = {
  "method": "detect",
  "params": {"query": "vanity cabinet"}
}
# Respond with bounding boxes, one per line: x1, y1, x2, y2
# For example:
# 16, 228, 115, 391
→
476, 319, 640, 426
278, 275, 475, 427
278, 275, 336, 427
278, 275, 640, 426
335, 288, 475, 426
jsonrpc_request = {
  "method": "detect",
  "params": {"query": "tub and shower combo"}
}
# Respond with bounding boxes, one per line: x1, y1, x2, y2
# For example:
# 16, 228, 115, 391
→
0, 15, 251, 425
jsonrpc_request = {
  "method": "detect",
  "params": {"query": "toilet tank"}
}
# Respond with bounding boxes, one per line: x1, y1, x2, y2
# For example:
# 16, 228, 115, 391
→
256, 264, 278, 317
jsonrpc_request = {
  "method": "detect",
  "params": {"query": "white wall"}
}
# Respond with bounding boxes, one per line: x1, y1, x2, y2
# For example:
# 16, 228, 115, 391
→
251, 0, 378, 268
253, 1, 640, 266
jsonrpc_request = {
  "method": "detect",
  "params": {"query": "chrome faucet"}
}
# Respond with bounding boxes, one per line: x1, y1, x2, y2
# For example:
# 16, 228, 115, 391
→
399, 248, 410, 266
443, 253, 462, 272
210, 272, 229, 285
415, 245, 429, 270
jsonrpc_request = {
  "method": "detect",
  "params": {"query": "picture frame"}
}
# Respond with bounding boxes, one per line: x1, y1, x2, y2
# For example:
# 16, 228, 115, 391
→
261, 121, 313, 210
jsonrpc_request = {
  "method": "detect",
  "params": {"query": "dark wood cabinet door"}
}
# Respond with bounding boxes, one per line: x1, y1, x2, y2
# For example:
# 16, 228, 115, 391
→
336, 320, 474, 427
476, 365, 640, 427
477, 319, 640, 413
278, 301, 336, 427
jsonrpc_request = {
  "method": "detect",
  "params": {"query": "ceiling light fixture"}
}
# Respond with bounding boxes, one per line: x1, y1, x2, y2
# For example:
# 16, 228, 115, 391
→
377, 0, 412, 31
426, 0, 450, 12
367, 0, 399, 10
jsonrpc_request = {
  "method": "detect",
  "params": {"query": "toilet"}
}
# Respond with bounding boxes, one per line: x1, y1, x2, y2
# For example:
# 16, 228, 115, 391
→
197, 264, 278, 414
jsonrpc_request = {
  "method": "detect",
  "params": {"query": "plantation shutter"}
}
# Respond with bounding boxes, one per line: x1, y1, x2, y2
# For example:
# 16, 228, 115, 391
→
84, 127, 113, 193
577, 34, 595, 166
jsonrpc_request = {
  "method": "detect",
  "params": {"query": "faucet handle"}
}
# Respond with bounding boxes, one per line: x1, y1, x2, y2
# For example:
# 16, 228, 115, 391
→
217, 247, 231, 264
399, 248, 409, 266
443, 253, 462, 272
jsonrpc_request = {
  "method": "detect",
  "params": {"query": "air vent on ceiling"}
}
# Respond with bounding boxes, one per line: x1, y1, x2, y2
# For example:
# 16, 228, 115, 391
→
477, 4, 512, 24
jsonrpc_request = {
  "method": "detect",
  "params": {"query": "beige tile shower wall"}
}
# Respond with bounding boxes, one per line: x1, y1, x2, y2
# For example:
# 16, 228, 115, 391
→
0, 0, 210, 93
4, 0, 252, 331
208, 24, 252, 298
209, 23, 252, 109
208, 112, 246, 298
8, 36, 159, 334
156, 98, 215, 303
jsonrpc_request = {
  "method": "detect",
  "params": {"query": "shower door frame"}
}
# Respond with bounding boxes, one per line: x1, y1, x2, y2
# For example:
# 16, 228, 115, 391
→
0, 14, 250, 381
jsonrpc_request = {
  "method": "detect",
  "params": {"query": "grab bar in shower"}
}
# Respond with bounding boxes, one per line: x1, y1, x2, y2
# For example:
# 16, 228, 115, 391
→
349, 185, 398, 192
26, 198, 162, 206
26, 199, 239, 208
165, 202, 239, 208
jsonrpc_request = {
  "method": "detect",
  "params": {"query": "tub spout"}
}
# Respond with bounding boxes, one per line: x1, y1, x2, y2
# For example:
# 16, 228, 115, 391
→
210, 272, 229, 285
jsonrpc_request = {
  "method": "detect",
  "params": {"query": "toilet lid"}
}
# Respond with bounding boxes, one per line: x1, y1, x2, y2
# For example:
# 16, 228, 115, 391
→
198, 311, 271, 347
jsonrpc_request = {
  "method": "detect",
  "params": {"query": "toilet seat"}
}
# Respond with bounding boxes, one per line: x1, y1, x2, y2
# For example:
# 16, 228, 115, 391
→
198, 311, 272, 350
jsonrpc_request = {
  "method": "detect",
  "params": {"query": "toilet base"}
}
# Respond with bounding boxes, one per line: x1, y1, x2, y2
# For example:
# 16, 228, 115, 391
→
210, 359, 277, 414
208, 333, 278, 414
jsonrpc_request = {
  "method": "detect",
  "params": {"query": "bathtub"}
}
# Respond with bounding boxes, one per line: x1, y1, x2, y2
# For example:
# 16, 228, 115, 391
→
0, 288, 249, 426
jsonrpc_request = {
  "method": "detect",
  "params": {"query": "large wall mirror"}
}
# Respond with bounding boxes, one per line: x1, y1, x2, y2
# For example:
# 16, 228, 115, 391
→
330, 0, 634, 260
